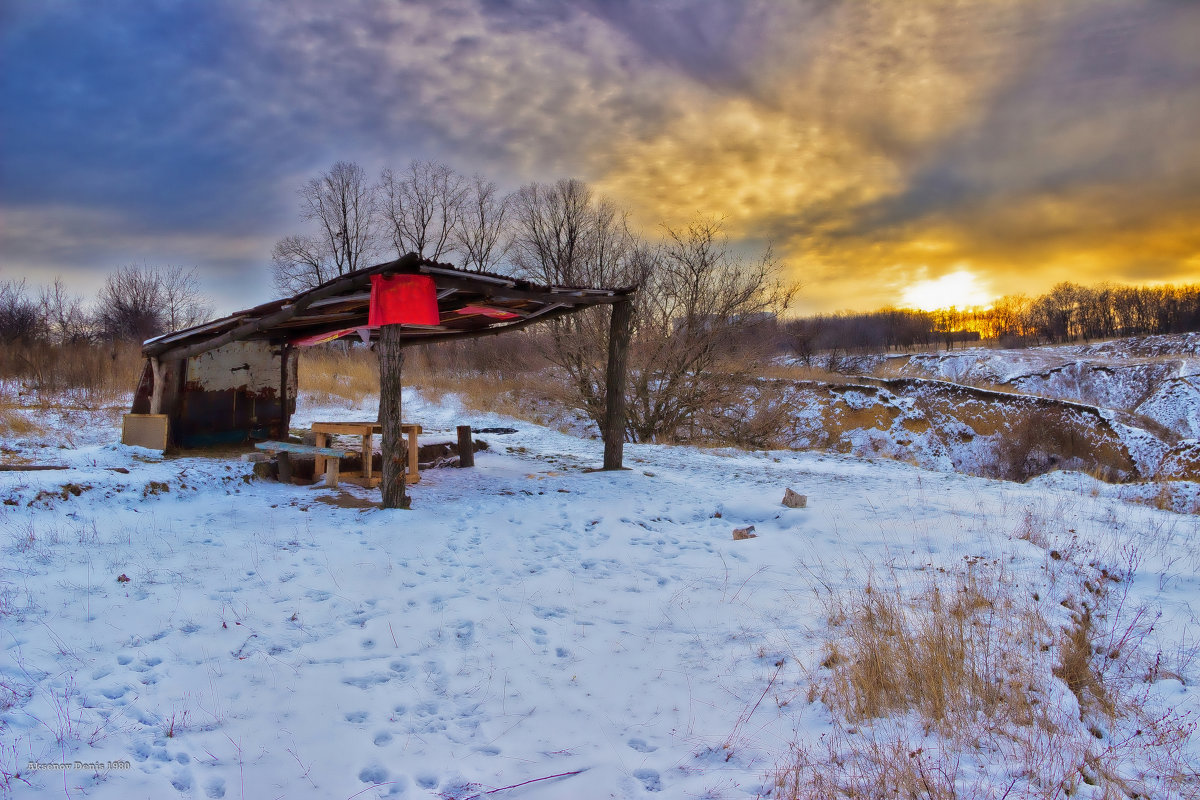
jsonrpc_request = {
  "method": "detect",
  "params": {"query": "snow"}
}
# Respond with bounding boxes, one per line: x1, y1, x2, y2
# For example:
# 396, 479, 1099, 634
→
2, 388, 1198, 798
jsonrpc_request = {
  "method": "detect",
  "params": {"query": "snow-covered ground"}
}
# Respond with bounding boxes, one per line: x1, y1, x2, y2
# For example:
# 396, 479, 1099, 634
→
2, 389, 1198, 798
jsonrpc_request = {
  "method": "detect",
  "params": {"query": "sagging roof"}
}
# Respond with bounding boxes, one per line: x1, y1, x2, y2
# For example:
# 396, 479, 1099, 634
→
144, 254, 635, 361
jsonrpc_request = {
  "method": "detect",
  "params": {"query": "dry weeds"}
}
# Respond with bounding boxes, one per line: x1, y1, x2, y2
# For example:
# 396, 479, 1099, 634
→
296, 342, 577, 432
297, 347, 379, 406
0, 399, 41, 436
778, 543, 1199, 799
0, 341, 142, 408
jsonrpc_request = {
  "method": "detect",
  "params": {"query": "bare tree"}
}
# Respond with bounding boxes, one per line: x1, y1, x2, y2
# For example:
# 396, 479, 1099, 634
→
96, 265, 210, 342
271, 234, 334, 296
453, 175, 511, 273
39, 278, 90, 344
272, 161, 380, 293
159, 267, 212, 333
626, 217, 796, 442
0, 280, 43, 343
510, 179, 646, 424
377, 161, 466, 261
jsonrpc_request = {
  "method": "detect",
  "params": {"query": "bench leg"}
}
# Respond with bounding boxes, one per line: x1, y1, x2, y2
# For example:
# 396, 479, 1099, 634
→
361, 434, 372, 483
278, 451, 293, 483
325, 458, 340, 488
406, 429, 420, 484
313, 432, 328, 478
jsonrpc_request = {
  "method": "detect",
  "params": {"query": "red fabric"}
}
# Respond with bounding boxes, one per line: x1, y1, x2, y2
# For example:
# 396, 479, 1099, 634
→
456, 305, 520, 320
292, 327, 357, 347
368, 274, 440, 326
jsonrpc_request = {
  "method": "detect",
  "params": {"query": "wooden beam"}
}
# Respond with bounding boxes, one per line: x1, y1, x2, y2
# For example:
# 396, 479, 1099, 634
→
397, 303, 580, 348
421, 274, 626, 307
306, 292, 371, 309
602, 297, 634, 470
378, 324, 409, 509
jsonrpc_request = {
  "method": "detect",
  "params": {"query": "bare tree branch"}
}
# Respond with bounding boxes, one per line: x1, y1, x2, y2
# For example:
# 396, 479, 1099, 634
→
377, 161, 466, 261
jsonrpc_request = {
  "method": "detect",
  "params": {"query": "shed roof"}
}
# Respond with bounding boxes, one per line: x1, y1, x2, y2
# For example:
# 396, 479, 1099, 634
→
144, 254, 634, 361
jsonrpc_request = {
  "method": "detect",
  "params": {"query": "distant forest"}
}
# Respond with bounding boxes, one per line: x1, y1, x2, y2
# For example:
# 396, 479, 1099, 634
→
786, 281, 1200, 356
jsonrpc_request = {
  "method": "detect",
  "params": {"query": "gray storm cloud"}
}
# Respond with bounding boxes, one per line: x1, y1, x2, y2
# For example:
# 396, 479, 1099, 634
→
2, 0, 1197, 312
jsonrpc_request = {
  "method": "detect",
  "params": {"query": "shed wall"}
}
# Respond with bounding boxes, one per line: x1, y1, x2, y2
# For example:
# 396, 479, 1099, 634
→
132, 341, 296, 448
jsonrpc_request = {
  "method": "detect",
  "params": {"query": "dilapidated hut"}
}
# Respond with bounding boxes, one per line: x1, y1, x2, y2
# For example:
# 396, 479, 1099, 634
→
128, 253, 636, 506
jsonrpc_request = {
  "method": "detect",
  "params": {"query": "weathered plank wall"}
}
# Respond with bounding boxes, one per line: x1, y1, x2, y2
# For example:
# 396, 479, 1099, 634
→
132, 341, 297, 448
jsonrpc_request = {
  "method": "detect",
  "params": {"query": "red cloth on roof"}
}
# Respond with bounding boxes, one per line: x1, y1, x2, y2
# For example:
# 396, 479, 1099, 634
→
456, 305, 520, 320
368, 274, 440, 326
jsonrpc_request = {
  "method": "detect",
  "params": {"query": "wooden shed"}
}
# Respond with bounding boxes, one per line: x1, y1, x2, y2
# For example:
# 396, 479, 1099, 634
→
128, 254, 636, 505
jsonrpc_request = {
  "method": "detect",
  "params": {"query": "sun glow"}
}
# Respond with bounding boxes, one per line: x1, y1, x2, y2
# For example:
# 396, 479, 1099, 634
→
900, 269, 992, 311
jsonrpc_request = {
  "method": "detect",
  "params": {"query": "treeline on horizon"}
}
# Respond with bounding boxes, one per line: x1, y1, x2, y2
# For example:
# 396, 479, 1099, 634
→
787, 281, 1200, 355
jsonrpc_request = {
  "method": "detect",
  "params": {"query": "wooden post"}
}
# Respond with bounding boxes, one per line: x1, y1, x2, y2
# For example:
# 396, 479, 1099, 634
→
602, 298, 633, 470
277, 451, 293, 484
279, 344, 292, 440
379, 325, 409, 509
149, 357, 166, 415
457, 425, 474, 468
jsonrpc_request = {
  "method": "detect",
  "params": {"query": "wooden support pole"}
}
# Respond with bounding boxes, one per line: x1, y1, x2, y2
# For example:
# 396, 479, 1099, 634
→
379, 324, 409, 509
279, 344, 292, 440
457, 425, 474, 468
149, 357, 166, 415
602, 298, 634, 470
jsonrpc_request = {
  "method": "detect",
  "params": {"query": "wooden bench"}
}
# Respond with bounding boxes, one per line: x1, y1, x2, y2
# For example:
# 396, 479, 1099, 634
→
310, 421, 423, 487
254, 441, 355, 487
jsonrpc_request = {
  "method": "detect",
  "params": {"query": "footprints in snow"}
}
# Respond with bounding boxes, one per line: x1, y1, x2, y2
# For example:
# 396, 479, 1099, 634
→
633, 768, 662, 792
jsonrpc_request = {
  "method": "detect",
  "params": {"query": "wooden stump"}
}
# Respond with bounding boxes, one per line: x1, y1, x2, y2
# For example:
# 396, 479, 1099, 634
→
457, 425, 474, 468
379, 325, 409, 509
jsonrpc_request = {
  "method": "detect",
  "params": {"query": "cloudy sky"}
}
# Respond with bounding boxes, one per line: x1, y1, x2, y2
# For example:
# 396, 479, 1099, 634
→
3, 0, 1198, 314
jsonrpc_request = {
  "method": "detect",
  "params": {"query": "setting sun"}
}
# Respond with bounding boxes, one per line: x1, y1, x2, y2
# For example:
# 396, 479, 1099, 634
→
900, 269, 992, 311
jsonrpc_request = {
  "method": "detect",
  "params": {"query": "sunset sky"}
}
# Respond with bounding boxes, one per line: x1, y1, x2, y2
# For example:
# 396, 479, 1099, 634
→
3, 0, 1199, 315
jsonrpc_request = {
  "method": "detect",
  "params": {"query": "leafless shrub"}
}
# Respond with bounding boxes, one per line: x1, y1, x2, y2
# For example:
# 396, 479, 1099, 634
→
96, 264, 210, 342
986, 408, 1098, 482
38, 278, 90, 345
0, 280, 42, 343
624, 218, 796, 443
696, 381, 796, 450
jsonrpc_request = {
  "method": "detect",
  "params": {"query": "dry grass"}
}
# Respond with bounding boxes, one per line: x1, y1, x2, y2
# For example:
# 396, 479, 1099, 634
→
778, 545, 1199, 799
0, 341, 142, 408
762, 364, 862, 385
814, 560, 1045, 735
297, 347, 379, 406
405, 347, 575, 431
0, 398, 42, 436
296, 340, 579, 432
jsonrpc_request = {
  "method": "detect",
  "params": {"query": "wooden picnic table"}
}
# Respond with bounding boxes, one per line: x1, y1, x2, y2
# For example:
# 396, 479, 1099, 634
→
310, 421, 423, 487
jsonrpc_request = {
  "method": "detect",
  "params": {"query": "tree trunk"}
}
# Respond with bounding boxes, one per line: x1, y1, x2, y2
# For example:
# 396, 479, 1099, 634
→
379, 325, 409, 509
602, 298, 634, 470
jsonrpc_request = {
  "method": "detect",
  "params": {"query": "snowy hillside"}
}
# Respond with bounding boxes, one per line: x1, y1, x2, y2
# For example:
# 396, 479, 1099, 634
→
2, 389, 1197, 798
883, 333, 1200, 438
